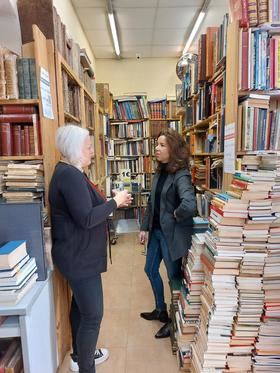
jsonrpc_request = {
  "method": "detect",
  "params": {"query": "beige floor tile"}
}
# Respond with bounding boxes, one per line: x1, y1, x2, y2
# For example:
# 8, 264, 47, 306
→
96, 347, 126, 373
98, 309, 130, 348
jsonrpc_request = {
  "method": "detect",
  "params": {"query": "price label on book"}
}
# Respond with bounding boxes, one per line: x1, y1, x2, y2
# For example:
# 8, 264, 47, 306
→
120, 169, 131, 182
40, 67, 54, 119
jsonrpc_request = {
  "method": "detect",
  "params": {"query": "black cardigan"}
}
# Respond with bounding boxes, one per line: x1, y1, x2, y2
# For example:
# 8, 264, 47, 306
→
49, 162, 117, 280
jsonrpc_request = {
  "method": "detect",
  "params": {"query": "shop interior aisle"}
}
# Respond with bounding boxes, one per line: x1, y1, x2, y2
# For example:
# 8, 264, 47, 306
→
59, 233, 178, 373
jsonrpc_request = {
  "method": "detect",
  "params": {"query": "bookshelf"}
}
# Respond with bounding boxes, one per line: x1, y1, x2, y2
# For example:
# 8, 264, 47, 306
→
0, 25, 60, 370
105, 95, 150, 221
176, 15, 229, 212
55, 52, 107, 189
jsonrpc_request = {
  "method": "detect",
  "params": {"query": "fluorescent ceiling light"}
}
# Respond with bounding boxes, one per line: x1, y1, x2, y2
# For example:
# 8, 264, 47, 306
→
183, 11, 206, 55
108, 12, 120, 56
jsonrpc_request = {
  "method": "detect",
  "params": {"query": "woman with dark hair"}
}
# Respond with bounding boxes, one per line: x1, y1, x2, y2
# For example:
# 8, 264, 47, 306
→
139, 129, 196, 338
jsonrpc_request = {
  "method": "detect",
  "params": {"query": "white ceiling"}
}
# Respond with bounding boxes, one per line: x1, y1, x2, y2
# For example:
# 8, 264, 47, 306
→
71, 0, 229, 59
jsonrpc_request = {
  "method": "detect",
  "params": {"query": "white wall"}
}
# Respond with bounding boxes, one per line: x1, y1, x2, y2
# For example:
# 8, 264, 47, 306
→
0, 0, 22, 54
52, 0, 96, 70
96, 58, 181, 99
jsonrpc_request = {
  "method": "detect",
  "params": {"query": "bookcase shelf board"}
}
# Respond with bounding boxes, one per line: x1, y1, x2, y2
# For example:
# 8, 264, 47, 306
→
0, 156, 44, 161
0, 99, 39, 105
64, 111, 80, 123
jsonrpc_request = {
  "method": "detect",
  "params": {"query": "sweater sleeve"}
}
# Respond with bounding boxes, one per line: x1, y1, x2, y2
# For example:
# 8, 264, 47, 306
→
59, 168, 117, 229
174, 174, 197, 222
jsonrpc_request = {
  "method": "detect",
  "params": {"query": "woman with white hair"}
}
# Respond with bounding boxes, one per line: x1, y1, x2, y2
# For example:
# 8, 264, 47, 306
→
49, 124, 132, 373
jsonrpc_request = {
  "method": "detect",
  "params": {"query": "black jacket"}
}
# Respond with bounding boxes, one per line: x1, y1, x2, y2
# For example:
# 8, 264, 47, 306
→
49, 162, 117, 280
140, 168, 196, 261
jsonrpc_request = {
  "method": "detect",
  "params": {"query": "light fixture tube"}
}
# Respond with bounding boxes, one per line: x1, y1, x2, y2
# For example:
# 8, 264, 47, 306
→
183, 11, 206, 55
108, 12, 120, 56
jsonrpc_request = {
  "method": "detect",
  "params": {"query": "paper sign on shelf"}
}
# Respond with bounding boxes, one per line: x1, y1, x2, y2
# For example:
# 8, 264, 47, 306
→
40, 67, 54, 119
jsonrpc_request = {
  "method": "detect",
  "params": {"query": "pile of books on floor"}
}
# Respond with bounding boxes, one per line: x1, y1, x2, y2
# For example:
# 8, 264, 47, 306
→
0, 240, 38, 305
191, 223, 242, 372
0, 338, 23, 371
169, 277, 182, 355
2, 161, 44, 201
177, 233, 206, 372
250, 154, 280, 373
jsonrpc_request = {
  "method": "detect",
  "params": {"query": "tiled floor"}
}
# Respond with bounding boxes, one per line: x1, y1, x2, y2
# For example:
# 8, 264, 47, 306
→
58, 233, 179, 373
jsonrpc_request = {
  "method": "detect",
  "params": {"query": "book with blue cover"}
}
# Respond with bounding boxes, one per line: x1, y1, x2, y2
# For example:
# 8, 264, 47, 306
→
0, 240, 27, 270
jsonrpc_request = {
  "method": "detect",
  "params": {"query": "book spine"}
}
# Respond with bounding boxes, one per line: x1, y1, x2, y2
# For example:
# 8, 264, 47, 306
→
22, 58, 31, 99
16, 59, 25, 99
0, 105, 37, 115
4, 54, 19, 99
0, 114, 34, 123
12, 124, 22, 156
248, 0, 259, 27
258, 0, 269, 24
0, 48, 6, 99
0, 123, 12, 156
240, 0, 249, 27
29, 59, 38, 99
23, 125, 32, 155
20, 127, 25, 155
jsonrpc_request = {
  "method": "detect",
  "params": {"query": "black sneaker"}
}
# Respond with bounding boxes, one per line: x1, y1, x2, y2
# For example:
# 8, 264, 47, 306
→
140, 309, 169, 323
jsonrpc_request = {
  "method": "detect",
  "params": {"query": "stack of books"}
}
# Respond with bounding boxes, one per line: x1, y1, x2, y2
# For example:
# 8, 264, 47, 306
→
192, 217, 209, 234
2, 161, 44, 201
0, 240, 38, 305
252, 154, 280, 371
192, 193, 245, 372
177, 233, 206, 372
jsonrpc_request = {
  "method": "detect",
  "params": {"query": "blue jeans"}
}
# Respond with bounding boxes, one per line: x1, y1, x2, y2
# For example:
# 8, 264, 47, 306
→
144, 228, 182, 311
69, 274, 103, 373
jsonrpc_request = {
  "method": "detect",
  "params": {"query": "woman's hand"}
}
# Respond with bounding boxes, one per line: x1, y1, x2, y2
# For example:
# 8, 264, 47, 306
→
113, 190, 133, 208
139, 231, 147, 244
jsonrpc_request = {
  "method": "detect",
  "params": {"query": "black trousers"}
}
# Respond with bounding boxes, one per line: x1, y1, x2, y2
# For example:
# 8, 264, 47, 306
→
69, 274, 103, 373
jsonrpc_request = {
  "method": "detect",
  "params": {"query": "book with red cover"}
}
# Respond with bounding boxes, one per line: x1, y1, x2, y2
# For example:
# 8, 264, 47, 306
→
0, 123, 12, 156
12, 125, 22, 156
0, 105, 37, 115
24, 125, 30, 156
0, 114, 36, 123
229, 0, 249, 28
0, 115, 41, 156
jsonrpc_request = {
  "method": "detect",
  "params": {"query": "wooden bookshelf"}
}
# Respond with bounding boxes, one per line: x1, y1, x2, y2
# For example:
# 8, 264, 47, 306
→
0, 24, 66, 369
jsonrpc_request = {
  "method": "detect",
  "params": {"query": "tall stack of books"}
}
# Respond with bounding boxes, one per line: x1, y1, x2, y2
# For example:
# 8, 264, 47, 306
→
0, 240, 38, 305
177, 233, 206, 372
192, 194, 246, 372
226, 153, 280, 371
252, 154, 280, 372
2, 161, 44, 201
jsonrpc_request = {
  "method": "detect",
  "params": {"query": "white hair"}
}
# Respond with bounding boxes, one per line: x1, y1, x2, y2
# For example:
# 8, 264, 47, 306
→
56, 124, 89, 167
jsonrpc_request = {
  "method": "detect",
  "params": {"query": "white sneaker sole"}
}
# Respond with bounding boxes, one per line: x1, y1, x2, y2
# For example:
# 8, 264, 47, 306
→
95, 348, 109, 365
69, 348, 109, 371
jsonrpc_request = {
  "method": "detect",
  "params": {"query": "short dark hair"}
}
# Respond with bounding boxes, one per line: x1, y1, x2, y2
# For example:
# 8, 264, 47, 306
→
156, 129, 190, 173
